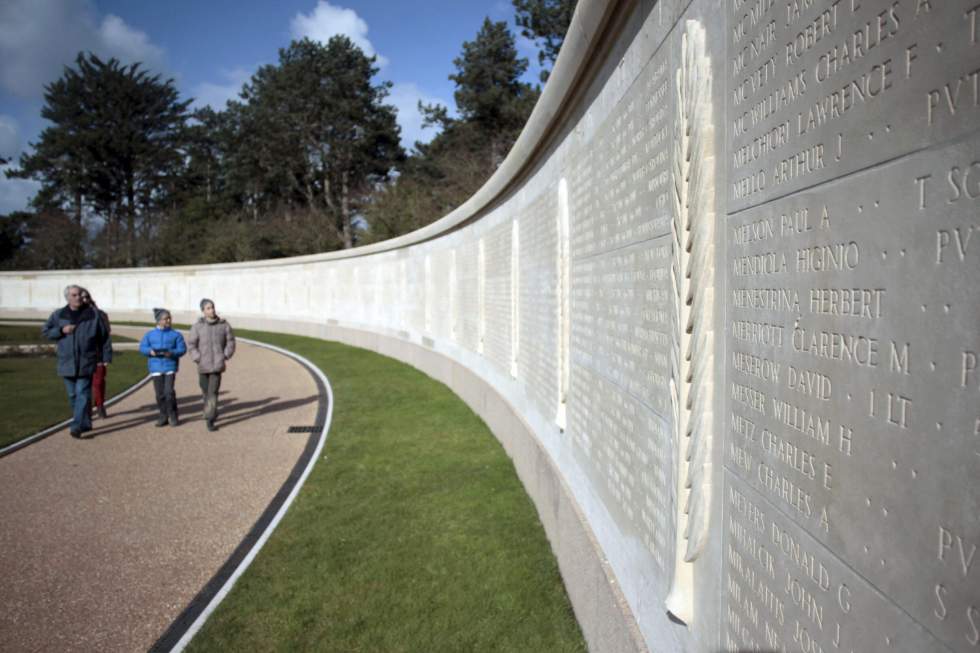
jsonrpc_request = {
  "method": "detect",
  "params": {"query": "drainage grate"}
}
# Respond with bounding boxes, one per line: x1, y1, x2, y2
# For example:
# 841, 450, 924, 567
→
287, 425, 324, 433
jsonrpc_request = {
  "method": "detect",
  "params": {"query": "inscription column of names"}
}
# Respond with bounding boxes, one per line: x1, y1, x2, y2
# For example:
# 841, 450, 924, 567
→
725, 0, 980, 651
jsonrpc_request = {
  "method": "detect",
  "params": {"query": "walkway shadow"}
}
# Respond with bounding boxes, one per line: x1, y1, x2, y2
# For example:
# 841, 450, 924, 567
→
106, 391, 267, 421
108, 390, 231, 418
211, 394, 319, 429
83, 412, 167, 438
84, 392, 253, 439
85, 392, 317, 438
178, 394, 281, 418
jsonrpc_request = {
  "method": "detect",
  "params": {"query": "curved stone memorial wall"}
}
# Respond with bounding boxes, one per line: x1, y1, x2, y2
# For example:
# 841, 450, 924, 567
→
2, 1, 977, 651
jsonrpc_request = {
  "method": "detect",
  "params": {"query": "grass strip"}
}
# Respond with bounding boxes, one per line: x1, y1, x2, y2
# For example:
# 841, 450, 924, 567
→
0, 325, 51, 344
0, 351, 147, 448
0, 324, 135, 344
187, 330, 586, 653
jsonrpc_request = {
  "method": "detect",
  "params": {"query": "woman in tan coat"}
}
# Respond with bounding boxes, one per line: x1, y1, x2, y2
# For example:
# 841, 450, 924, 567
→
186, 299, 236, 431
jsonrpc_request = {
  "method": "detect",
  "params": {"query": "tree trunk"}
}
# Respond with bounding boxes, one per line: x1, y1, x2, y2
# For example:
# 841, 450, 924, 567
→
340, 170, 352, 249
70, 188, 85, 267
106, 205, 116, 268
74, 189, 83, 227
127, 180, 136, 267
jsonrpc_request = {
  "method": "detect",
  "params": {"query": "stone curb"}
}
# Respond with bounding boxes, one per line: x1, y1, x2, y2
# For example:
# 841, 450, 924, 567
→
0, 373, 153, 458
0, 323, 151, 457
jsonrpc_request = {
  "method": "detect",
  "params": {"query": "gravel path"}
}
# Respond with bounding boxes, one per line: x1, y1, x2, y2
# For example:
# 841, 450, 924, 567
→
0, 328, 320, 652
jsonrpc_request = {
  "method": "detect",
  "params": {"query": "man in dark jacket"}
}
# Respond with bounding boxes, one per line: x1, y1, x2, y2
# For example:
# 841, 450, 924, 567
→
43, 284, 112, 438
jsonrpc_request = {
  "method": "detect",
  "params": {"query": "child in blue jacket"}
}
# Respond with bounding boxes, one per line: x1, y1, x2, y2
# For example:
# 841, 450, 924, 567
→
139, 308, 187, 427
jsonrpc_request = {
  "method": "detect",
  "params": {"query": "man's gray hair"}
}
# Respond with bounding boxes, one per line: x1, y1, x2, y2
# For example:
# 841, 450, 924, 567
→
63, 284, 82, 300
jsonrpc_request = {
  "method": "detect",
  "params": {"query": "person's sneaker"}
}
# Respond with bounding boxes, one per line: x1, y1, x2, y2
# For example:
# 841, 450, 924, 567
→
98, 406, 108, 419
155, 416, 168, 427
169, 414, 179, 427
69, 429, 81, 438
206, 419, 217, 432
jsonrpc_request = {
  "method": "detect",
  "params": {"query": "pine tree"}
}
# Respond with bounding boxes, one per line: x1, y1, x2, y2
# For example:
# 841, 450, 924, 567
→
233, 37, 404, 249
513, 0, 576, 81
7, 53, 191, 266
363, 19, 539, 243
450, 18, 537, 168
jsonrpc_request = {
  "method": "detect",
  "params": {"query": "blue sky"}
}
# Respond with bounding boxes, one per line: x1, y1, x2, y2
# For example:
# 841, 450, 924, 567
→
0, 0, 546, 214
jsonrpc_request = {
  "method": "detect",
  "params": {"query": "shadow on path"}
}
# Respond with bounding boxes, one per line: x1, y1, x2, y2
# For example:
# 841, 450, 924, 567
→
85, 391, 318, 438
211, 395, 319, 429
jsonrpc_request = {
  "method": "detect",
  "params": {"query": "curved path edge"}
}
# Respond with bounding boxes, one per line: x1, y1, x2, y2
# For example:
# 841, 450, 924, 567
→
151, 338, 334, 653
0, 373, 153, 459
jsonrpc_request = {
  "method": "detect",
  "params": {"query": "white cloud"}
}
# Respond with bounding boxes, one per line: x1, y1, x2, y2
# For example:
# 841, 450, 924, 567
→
388, 83, 450, 152
0, 116, 20, 160
97, 15, 166, 71
0, 0, 168, 100
191, 68, 253, 110
0, 164, 39, 214
291, 1, 388, 67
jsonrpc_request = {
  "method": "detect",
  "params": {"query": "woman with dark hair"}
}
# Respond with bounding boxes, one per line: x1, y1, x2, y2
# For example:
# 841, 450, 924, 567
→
79, 288, 112, 418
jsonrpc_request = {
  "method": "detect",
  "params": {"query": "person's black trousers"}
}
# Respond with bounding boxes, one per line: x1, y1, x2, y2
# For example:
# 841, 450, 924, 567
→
152, 374, 177, 419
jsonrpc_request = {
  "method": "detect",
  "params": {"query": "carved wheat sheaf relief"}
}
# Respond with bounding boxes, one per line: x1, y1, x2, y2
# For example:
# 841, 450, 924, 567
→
665, 19, 715, 625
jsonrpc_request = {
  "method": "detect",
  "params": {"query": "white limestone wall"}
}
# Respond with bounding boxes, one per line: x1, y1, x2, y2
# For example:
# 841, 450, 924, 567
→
1, 1, 728, 651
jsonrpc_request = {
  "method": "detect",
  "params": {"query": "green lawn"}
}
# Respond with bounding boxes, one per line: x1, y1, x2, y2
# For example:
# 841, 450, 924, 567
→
0, 324, 135, 345
186, 330, 586, 653
0, 350, 147, 448
0, 325, 48, 344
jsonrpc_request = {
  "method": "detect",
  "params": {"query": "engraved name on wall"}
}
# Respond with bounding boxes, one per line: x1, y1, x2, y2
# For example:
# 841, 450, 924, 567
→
729, 0, 980, 209
724, 122, 980, 652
